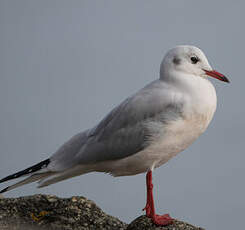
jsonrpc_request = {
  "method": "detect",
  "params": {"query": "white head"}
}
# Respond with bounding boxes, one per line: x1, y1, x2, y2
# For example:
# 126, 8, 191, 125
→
160, 45, 229, 83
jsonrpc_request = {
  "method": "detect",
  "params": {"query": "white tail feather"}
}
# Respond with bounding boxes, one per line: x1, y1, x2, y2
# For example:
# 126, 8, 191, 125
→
38, 165, 92, 188
1, 172, 55, 193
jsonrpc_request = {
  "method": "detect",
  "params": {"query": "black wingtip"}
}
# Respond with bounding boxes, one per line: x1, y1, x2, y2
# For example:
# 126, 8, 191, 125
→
0, 158, 50, 184
0, 186, 9, 194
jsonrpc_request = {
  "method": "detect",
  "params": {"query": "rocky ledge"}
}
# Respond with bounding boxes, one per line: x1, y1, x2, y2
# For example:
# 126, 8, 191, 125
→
0, 194, 204, 230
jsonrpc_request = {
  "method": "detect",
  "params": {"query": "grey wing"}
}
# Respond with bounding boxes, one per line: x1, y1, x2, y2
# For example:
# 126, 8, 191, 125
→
74, 80, 184, 164
48, 98, 149, 171
49, 130, 91, 171
49, 80, 184, 170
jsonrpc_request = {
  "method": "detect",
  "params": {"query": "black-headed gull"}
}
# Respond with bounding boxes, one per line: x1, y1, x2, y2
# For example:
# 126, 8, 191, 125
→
0, 45, 229, 226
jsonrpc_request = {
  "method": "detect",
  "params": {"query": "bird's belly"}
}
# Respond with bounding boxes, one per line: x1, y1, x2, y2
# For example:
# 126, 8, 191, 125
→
151, 113, 213, 168
98, 112, 214, 177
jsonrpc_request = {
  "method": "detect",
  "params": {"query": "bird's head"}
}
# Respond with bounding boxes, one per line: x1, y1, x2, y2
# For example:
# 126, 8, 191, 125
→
160, 45, 229, 83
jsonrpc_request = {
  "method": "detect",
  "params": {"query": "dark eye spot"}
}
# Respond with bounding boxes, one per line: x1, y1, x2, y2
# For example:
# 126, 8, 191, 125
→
173, 57, 181, 65
190, 56, 199, 64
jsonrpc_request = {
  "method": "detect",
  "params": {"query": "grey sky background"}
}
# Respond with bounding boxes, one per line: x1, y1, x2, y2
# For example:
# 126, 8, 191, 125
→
0, 1, 244, 229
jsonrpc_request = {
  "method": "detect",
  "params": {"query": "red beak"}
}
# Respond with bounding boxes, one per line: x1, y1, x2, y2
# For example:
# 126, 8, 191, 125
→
203, 69, 230, 83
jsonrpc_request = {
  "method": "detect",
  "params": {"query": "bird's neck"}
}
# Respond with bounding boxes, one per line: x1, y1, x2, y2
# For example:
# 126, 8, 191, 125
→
165, 71, 217, 117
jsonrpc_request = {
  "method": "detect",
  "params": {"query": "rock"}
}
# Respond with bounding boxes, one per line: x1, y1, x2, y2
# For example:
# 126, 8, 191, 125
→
0, 194, 126, 230
126, 215, 205, 230
0, 194, 204, 230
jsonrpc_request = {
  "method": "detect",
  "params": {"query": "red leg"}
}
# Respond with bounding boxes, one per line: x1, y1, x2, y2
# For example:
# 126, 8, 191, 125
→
142, 170, 173, 226
142, 171, 152, 216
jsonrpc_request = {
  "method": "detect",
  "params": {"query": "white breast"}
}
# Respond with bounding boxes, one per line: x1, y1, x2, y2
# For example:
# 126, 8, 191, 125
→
151, 76, 217, 168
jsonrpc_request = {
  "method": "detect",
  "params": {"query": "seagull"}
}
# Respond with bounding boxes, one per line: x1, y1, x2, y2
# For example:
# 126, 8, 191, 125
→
0, 45, 229, 226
